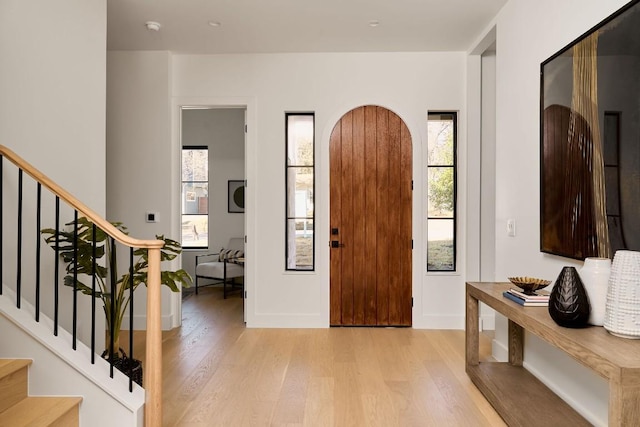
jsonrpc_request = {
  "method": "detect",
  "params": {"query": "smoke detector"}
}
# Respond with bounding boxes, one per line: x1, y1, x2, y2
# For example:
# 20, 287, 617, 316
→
145, 21, 161, 31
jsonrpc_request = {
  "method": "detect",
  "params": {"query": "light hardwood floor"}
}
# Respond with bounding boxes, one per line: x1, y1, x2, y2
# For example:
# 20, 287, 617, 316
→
130, 287, 505, 427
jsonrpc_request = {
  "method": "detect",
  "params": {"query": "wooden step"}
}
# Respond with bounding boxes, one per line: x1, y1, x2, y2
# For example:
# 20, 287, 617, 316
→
0, 360, 82, 426
0, 396, 82, 427
0, 359, 31, 413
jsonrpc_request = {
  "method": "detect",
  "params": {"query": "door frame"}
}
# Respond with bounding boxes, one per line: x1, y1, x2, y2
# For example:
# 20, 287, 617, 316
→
468, 27, 498, 333
321, 103, 421, 327
170, 96, 257, 327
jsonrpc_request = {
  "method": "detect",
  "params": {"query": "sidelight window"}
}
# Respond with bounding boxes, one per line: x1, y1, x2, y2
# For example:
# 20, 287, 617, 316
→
427, 112, 457, 271
286, 113, 315, 271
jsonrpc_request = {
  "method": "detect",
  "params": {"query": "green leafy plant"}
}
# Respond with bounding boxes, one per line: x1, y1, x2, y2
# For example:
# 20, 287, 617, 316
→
42, 217, 192, 358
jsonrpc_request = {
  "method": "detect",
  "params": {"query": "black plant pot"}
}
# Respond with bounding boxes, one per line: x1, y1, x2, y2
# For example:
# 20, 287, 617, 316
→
102, 348, 143, 386
548, 266, 591, 328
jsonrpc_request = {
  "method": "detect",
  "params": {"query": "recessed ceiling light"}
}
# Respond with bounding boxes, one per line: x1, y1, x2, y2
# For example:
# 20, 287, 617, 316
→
368, 20, 380, 27
145, 21, 161, 31
208, 21, 222, 27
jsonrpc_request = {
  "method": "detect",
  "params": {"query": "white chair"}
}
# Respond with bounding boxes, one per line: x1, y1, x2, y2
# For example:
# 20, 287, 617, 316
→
195, 237, 244, 298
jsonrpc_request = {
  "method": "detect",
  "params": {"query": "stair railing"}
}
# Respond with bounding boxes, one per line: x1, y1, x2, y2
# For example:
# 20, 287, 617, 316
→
0, 145, 164, 427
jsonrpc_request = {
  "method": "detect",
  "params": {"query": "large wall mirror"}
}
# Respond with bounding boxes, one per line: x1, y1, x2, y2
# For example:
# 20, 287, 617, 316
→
541, 0, 640, 260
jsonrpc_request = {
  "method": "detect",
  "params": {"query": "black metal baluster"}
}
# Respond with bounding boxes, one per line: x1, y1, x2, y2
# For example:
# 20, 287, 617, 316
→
35, 183, 41, 321
54, 196, 60, 336
72, 211, 78, 350
16, 169, 22, 308
129, 246, 134, 391
91, 223, 97, 364
0, 155, 3, 295
109, 239, 117, 378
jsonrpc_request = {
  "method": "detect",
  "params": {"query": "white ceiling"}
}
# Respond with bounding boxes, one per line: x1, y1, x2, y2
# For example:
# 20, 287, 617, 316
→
107, 0, 507, 54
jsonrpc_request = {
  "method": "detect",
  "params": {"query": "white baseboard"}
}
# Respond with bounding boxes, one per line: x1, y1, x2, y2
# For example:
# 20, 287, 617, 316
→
247, 314, 472, 329
480, 313, 495, 330
247, 313, 327, 328
412, 314, 464, 329
491, 337, 508, 362
523, 360, 606, 426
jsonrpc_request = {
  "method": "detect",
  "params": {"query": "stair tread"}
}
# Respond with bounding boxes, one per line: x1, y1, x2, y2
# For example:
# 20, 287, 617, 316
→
0, 359, 31, 413
0, 396, 82, 427
0, 359, 31, 379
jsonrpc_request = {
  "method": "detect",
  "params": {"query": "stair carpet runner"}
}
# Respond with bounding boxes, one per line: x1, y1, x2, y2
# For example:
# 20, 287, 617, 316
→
0, 359, 81, 426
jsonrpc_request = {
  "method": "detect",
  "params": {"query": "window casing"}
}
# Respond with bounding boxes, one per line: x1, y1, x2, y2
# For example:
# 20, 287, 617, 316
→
285, 113, 315, 271
427, 112, 457, 271
181, 146, 209, 249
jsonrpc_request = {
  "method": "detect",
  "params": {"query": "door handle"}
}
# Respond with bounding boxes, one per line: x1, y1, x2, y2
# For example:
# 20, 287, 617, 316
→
330, 240, 344, 248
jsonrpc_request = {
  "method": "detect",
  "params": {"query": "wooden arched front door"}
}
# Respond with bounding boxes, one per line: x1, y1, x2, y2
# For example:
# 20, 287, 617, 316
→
329, 106, 412, 326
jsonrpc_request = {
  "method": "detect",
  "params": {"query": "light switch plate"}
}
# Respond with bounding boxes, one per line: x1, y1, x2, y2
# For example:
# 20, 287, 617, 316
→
146, 211, 159, 223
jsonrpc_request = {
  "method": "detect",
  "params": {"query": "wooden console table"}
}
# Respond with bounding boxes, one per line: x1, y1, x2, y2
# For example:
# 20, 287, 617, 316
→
466, 281, 640, 426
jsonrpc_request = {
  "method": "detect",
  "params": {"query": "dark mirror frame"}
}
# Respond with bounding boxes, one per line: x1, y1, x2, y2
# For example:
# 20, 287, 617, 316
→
540, 0, 640, 260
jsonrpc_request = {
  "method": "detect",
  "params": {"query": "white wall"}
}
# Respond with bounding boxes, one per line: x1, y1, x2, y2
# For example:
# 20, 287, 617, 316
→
105, 51, 472, 328
490, 1, 630, 424
168, 52, 468, 328
180, 108, 245, 280
0, 0, 107, 344
106, 51, 180, 329
107, 51, 173, 239
0, 0, 106, 208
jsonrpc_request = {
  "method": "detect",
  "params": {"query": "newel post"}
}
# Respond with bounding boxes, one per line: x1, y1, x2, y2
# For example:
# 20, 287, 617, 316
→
145, 247, 162, 427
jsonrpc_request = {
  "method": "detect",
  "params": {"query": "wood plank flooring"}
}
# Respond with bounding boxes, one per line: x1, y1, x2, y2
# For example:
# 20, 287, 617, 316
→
128, 287, 505, 426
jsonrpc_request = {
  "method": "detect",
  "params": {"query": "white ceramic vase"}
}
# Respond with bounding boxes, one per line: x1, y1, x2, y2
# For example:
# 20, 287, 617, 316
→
604, 250, 640, 339
579, 257, 611, 326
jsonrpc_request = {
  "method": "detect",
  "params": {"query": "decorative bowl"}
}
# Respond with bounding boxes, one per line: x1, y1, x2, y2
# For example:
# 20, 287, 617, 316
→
508, 277, 551, 294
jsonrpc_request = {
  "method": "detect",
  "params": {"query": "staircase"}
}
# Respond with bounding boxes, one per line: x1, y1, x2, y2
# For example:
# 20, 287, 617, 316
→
0, 144, 164, 426
0, 359, 82, 426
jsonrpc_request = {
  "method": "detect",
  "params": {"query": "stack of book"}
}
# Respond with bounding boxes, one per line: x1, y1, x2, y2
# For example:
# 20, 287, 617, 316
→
502, 288, 550, 306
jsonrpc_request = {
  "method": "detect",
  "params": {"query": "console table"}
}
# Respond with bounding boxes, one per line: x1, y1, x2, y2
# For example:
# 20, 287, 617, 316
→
466, 281, 640, 426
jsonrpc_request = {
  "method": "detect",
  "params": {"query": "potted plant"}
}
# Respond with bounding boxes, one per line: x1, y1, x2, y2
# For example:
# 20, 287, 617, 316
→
42, 216, 192, 384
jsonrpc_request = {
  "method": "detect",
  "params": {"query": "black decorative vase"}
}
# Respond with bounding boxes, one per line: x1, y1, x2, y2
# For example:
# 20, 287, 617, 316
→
548, 266, 591, 328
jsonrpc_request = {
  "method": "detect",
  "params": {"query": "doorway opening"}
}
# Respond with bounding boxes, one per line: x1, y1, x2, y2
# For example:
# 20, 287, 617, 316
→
178, 107, 247, 313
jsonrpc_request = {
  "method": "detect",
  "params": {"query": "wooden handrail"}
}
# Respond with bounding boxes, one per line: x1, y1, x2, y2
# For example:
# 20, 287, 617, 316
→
0, 144, 164, 426
0, 145, 164, 249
